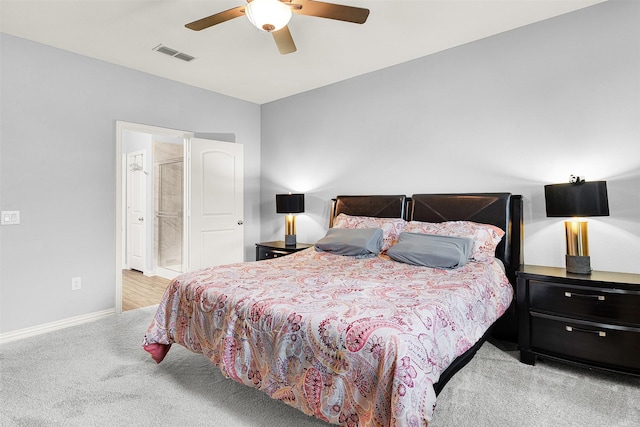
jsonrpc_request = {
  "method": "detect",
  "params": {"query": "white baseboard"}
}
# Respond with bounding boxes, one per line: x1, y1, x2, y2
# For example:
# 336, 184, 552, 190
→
155, 267, 181, 280
0, 308, 115, 345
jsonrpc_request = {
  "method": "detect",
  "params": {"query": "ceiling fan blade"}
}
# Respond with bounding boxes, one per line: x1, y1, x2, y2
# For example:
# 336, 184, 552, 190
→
185, 6, 246, 31
289, 0, 369, 24
272, 26, 297, 55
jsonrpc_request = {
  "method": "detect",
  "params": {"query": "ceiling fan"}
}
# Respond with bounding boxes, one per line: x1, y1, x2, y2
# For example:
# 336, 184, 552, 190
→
185, 0, 370, 55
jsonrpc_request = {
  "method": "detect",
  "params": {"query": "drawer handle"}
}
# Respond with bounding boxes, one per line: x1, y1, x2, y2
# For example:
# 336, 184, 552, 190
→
564, 291, 605, 301
565, 325, 606, 337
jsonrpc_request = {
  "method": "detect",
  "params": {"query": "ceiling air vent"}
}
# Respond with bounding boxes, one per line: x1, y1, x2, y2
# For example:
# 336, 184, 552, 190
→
153, 44, 195, 62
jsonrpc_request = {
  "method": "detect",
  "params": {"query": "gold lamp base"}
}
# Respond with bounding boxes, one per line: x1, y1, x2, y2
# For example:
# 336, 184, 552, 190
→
564, 220, 591, 274
284, 214, 297, 246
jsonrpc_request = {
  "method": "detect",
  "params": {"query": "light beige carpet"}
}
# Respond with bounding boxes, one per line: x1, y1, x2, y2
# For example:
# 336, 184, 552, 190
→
1, 305, 638, 426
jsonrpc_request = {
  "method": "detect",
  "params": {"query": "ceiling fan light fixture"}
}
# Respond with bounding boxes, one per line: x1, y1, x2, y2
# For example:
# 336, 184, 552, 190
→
245, 0, 292, 32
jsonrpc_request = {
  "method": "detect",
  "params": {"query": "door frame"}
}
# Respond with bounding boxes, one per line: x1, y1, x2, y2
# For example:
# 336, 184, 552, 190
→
115, 121, 193, 314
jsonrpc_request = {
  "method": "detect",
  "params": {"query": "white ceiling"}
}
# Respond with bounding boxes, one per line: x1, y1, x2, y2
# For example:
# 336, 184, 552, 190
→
1, 0, 604, 104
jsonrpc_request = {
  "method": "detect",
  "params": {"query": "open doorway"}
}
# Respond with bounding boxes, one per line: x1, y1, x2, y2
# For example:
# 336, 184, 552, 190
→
122, 131, 186, 278
116, 122, 192, 313
122, 140, 184, 311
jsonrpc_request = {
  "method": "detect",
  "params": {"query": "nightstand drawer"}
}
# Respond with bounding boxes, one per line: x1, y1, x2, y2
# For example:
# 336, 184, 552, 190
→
257, 247, 290, 260
530, 280, 640, 325
531, 313, 640, 372
255, 241, 314, 261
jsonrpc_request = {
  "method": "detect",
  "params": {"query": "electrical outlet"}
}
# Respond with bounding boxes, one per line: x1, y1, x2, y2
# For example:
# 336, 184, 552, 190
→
1, 211, 20, 225
71, 277, 82, 291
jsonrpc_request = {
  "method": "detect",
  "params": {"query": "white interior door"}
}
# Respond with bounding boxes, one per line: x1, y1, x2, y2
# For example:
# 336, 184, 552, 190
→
126, 151, 147, 272
188, 138, 244, 271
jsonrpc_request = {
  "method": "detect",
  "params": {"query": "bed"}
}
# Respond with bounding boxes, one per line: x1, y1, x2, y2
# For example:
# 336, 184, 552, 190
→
143, 193, 523, 426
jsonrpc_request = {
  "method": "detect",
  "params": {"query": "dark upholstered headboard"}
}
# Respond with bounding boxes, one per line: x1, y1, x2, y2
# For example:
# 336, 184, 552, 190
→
329, 195, 407, 227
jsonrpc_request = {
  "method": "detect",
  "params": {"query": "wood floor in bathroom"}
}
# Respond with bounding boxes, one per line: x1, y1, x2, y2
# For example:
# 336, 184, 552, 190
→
122, 269, 171, 311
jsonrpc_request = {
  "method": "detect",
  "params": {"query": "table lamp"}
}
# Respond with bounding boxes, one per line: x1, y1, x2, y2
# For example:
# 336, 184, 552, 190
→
276, 193, 304, 246
544, 177, 609, 274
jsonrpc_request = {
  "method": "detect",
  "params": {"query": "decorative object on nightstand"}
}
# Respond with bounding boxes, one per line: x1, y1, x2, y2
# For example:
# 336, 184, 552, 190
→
517, 265, 640, 376
255, 241, 313, 261
544, 176, 609, 274
276, 193, 304, 246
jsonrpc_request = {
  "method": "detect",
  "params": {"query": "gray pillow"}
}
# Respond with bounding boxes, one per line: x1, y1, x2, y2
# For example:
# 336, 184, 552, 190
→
315, 228, 383, 258
386, 232, 473, 268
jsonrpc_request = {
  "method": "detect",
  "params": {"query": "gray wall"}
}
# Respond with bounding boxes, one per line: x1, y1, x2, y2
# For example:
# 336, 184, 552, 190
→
0, 34, 261, 333
261, 0, 640, 274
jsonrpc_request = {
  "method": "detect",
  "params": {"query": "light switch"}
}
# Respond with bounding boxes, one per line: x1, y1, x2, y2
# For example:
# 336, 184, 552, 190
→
1, 211, 20, 225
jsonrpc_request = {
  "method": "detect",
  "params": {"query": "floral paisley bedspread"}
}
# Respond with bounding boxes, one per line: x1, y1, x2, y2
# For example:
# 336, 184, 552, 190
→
143, 248, 512, 426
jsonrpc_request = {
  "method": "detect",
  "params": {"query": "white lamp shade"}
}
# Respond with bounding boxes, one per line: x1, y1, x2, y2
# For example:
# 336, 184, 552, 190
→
245, 0, 292, 32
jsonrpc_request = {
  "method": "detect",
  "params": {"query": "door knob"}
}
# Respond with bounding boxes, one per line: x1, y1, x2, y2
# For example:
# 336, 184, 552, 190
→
238, 220, 244, 225
139, 217, 144, 222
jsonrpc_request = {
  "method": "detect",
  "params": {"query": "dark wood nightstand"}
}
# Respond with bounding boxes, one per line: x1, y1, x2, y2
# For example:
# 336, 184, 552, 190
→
255, 241, 313, 261
517, 265, 640, 376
